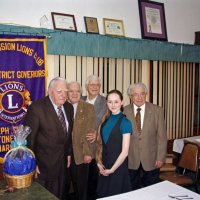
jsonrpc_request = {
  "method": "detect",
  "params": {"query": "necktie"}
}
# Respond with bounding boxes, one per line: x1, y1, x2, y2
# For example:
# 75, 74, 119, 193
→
57, 107, 68, 134
135, 108, 142, 133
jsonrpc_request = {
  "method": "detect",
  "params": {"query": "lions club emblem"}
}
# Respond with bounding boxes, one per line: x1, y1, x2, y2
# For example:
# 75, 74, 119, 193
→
0, 81, 32, 124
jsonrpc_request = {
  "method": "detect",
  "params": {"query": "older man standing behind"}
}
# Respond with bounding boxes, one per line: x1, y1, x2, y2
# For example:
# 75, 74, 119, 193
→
124, 83, 167, 190
82, 75, 107, 200
68, 81, 96, 200
25, 77, 74, 200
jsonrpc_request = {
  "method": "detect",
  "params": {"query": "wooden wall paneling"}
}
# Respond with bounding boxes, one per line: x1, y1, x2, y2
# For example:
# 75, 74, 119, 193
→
59, 55, 66, 78
172, 62, 177, 138
93, 57, 99, 76
123, 59, 131, 106
185, 63, 190, 136
46, 54, 198, 139
86, 57, 94, 78
98, 58, 104, 95
166, 62, 171, 139
130, 60, 135, 85
116, 59, 123, 92
176, 62, 180, 138
182, 63, 187, 137
158, 61, 163, 107
108, 58, 116, 91
103, 58, 108, 96
135, 60, 140, 83
54, 55, 60, 78
190, 63, 195, 135
47, 55, 56, 90
198, 64, 200, 134
65, 56, 77, 82
76, 56, 82, 86
81, 57, 87, 95
141, 60, 150, 102
152, 61, 158, 105
179, 63, 183, 138
171, 62, 175, 139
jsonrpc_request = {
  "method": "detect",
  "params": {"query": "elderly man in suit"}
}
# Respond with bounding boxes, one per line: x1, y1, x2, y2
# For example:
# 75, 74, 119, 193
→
67, 81, 96, 200
82, 75, 107, 200
124, 82, 167, 190
25, 77, 74, 200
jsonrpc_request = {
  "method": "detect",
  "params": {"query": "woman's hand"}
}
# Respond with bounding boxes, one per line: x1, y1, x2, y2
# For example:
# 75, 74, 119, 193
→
97, 163, 113, 176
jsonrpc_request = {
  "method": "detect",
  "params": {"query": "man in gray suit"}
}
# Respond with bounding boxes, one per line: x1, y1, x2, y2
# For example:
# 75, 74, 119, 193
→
82, 75, 107, 200
124, 82, 167, 190
25, 77, 74, 199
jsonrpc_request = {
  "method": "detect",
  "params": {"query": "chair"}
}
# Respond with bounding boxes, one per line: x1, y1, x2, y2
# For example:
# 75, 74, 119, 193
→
159, 142, 199, 193
160, 153, 177, 173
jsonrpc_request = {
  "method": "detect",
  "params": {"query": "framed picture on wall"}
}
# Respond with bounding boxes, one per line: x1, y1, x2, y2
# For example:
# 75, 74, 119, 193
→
51, 12, 77, 32
138, 0, 168, 41
84, 17, 99, 34
103, 18, 125, 37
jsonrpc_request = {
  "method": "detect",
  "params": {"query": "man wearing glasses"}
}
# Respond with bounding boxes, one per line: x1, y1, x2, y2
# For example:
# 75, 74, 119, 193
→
124, 82, 167, 190
82, 75, 107, 200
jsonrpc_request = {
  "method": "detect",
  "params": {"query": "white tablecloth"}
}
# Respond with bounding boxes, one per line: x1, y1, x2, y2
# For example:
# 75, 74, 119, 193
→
173, 136, 200, 153
97, 181, 200, 200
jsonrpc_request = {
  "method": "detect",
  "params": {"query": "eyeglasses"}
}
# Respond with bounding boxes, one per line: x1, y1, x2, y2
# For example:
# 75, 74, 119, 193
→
56, 89, 68, 94
68, 90, 81, 94
88, 84, 100, 87
132, 93, 146, 98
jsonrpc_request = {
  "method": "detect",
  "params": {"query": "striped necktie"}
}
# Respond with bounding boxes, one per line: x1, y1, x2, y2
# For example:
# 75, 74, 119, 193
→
135, 108, 142, 133
57, 106, 68, 134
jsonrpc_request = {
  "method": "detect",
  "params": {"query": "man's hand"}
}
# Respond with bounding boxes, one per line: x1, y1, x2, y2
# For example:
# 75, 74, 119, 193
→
155, 160, 164, 168
83, 155, 92, 164
86, 129, 96, 143
67, 156, 71, 168
34, 165, 40, 179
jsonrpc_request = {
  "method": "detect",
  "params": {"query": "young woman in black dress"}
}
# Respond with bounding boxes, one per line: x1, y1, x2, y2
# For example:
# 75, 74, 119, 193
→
96, 90, 133, 198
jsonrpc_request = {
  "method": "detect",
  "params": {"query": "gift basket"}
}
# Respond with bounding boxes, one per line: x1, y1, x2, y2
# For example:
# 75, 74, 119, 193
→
3, 125, 36, 189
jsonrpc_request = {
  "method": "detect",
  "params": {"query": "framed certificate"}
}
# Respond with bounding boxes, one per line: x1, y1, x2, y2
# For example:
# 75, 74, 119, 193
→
51, 12, 77, 32
84, 17, 99, 34
103, 18, 125, 37
138, 0, 168, 41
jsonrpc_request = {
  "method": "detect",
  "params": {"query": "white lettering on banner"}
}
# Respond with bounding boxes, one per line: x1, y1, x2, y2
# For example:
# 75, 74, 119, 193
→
7, 94, 18, 109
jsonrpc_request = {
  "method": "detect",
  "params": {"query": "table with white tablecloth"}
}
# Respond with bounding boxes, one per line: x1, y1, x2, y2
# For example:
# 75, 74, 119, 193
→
97, 181, 200, 200
173, 136, 200, 153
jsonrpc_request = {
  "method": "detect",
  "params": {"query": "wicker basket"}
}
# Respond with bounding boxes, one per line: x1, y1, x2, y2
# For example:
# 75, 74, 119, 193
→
3, 171, 35, 189
3, 147, 35, 189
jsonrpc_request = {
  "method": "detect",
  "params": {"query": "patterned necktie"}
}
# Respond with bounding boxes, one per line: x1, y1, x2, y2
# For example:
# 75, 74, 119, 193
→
57, 106, 68, 134
135, 108, 142, 133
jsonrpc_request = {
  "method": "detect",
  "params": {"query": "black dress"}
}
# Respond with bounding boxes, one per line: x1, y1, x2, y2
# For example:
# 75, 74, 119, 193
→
96, 114, 131, 198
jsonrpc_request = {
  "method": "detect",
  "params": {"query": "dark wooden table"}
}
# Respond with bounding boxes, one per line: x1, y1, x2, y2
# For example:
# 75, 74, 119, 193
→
0, 179, 58, 200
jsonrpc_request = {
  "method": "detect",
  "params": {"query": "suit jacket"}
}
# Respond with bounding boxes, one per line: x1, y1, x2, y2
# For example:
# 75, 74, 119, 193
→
25, 96, 74, 180
124, 102, 167, 171
72, 100, 96, 165
82, 94, 107, 129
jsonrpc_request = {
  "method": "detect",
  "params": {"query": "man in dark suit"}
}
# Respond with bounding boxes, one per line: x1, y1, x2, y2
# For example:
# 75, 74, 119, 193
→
25, 77, 74, 200
124, 82, 167, 190
67, 81, 96, 200
82, 75, 107, 200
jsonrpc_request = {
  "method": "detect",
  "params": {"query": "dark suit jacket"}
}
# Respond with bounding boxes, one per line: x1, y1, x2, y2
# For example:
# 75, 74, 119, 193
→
25, 96, 74, 180
72, 100, 96, 165
124, 102, 167, 171
82, 94, 107, 129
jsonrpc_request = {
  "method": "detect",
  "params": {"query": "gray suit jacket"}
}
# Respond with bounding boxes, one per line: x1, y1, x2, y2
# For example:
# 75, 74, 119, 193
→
82, 94, 107, 129
72, 100, 96, 165
124, 102, 167, 171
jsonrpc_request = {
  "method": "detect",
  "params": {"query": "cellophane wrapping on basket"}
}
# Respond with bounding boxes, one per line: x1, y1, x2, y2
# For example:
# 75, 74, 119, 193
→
3, 125, 36, 176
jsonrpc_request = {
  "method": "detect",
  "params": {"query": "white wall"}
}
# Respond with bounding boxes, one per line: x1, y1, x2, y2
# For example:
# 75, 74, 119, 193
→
0, 0, 200, 44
